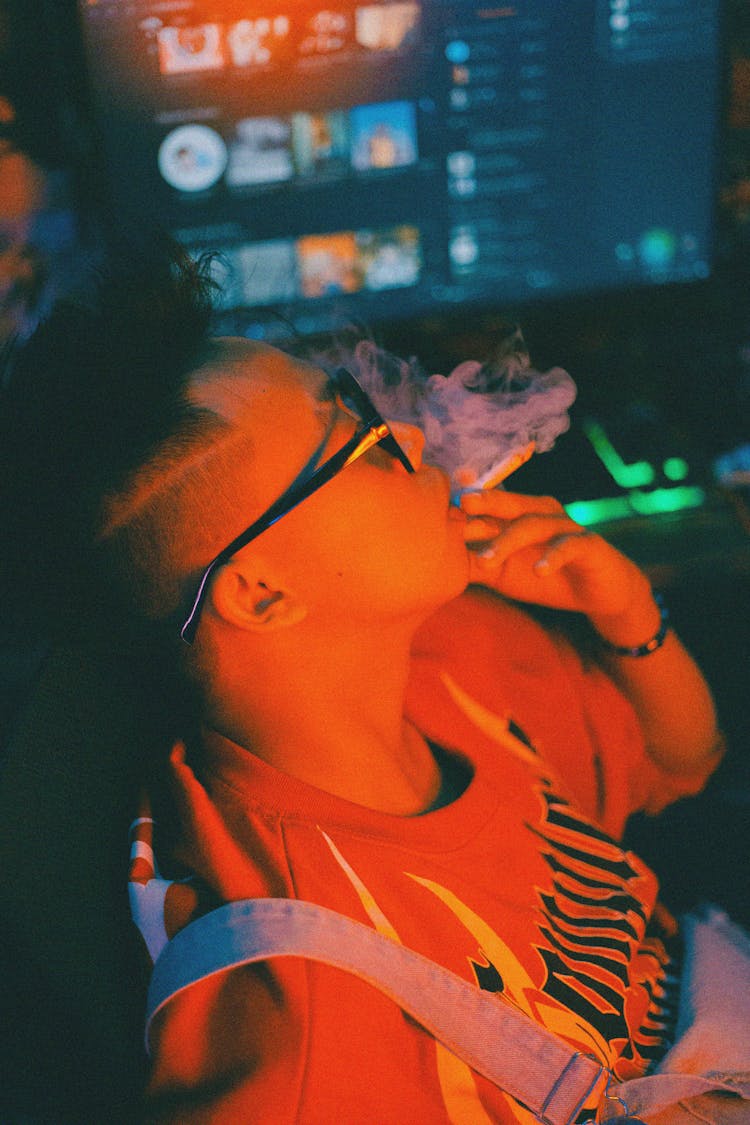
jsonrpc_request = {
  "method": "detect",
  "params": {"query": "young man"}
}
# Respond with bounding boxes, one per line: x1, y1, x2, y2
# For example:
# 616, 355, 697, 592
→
2, 252, 725, 1122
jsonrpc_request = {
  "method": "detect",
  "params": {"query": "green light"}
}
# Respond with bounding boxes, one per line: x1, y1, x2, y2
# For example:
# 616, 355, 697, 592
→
662, 457, 689, 482
582, 420, 655, 488
628, 486, 705, 515
565, 486, 706, 526
565, 497, 634, 525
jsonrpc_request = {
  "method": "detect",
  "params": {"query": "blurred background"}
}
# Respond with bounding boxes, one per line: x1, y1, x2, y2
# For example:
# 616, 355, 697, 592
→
1, 0, 748, 918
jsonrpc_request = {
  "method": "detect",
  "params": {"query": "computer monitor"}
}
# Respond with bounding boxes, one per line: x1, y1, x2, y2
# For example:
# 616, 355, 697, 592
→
77, 0, 723, 342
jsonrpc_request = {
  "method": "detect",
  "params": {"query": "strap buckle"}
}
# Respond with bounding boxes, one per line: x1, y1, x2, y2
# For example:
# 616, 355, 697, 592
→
581, 1073, 647, 1123
539, 1053, 608, 1125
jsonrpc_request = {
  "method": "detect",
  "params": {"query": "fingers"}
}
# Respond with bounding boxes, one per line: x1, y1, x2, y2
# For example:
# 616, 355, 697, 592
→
463, 516, 504, 545
465, 508, 590, 563
461, 490, 571, 553
533, 531, 593, 574
460, 490, 654, 620
459, 488, 602, 589
461, 490, 564, 520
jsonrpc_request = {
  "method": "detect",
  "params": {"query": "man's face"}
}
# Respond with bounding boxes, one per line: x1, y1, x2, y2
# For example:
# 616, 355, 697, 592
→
188, 338, 470, 627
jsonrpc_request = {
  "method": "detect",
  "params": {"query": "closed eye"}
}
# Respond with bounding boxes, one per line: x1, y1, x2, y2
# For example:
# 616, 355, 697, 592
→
335, 389, 362, 422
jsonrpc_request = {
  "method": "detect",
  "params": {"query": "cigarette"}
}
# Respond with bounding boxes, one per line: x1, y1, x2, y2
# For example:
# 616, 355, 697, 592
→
474, 440, 536, 489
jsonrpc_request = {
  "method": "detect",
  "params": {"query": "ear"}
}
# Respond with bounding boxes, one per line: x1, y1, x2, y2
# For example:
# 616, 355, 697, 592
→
208, 560, 308, 633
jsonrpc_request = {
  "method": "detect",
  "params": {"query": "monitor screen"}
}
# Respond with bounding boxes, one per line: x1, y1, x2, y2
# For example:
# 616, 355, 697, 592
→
77, 0, 723, 341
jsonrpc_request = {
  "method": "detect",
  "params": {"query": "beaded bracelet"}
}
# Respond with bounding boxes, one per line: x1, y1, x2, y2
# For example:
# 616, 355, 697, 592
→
598, 593, 669, 658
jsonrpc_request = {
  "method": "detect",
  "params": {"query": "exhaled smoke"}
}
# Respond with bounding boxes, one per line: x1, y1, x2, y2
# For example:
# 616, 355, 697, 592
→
307, 324, 576, 495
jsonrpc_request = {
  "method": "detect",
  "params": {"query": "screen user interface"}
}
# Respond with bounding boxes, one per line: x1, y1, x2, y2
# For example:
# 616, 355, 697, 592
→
78, 1, 722, 338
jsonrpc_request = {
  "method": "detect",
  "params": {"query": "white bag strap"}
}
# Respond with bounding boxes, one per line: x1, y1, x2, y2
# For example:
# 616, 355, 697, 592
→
146, 897, 606, 1125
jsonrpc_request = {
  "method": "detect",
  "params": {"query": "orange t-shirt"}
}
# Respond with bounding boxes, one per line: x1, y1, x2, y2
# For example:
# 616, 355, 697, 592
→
130, 591, 717, 1123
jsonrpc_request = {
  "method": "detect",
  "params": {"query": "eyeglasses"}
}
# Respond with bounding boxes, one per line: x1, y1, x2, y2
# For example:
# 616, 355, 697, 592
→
179, 367, 415, 644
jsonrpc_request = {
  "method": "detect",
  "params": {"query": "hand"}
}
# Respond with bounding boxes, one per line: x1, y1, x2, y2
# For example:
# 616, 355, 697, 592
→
461, 492, 722, 778
461, 490, 657, 638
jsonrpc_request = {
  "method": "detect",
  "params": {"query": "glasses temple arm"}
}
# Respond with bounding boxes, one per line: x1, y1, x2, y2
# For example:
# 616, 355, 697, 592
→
180, 429, 369, 644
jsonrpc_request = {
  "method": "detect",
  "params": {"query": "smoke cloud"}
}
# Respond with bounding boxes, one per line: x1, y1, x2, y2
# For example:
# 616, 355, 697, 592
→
308, 324, 576, 495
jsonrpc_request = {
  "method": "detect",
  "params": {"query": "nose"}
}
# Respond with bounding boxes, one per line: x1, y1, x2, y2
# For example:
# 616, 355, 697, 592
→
389, 419, 425, 471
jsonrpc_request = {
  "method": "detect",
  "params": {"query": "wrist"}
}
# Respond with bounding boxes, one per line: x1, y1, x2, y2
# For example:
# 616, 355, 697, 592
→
591, 591, 669, 657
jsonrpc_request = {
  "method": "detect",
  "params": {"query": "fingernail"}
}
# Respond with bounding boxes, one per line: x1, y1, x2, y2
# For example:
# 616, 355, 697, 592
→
461, 492, 482, 511
478, 546, 497, 560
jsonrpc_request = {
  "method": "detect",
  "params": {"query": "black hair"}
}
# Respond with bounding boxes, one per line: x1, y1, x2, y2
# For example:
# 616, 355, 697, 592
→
1, 237, 218, 646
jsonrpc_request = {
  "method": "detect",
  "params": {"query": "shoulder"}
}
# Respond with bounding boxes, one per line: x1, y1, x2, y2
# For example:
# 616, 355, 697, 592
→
410, 589, 647, 835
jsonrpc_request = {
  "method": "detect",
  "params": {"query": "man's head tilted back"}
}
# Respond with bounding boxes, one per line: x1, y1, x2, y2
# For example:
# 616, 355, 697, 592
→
1, 246, 303, 651
2, 242, 468, 667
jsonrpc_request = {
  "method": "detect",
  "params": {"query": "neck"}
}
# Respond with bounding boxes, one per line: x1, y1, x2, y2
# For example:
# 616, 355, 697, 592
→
201, 616, 442, 814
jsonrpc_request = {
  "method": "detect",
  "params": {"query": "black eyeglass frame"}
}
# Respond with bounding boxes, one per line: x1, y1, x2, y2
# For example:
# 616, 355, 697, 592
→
179, 367, 414, 644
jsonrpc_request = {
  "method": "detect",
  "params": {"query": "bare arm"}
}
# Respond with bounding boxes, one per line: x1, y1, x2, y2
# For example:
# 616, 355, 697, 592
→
461, 489, 722, 776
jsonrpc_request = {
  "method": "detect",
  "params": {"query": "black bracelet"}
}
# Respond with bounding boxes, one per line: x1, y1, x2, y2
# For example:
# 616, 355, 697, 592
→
598, 593, 670, 657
